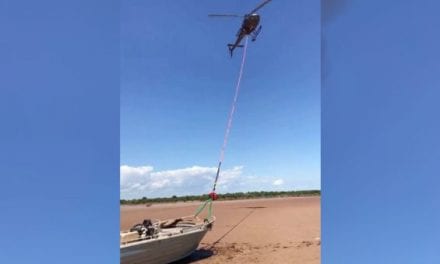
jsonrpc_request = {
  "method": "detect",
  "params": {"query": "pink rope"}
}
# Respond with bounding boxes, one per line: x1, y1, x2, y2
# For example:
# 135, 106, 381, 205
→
212, 37, 249, 192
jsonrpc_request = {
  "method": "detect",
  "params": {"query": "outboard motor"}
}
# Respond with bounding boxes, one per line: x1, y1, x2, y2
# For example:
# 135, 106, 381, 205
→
142, 219, 156, 236
129, 219, 156, 237
129, 223, 145, 236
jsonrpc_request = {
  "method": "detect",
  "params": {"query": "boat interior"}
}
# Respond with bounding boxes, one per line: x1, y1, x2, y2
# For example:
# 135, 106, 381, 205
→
120, 216, 214, 245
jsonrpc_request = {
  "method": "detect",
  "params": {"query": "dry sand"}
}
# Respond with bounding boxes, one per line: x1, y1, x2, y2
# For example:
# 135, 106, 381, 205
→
121, 196, 320, 264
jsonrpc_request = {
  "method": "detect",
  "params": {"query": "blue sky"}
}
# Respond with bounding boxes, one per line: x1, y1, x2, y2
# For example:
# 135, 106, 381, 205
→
322, 0, 440, 263
121, 0, 320, 198
1, 1, 120, 263
3, 0, 440, 263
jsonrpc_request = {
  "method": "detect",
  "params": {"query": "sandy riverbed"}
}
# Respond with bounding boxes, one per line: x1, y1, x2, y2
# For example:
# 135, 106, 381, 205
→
121, 196, 320, 264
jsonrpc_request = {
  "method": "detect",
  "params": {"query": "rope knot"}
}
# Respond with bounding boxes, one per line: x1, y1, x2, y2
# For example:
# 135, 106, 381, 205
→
209, 192, 219, 201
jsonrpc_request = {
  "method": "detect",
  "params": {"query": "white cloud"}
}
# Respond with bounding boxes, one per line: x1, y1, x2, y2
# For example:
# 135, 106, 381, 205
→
120, 165, 154, 187
120, 165, 243, 199
272, 179, 284, 186
120, 164, 320, 199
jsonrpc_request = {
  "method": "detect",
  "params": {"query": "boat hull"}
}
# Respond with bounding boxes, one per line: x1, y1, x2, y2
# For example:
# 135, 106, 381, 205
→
120, 227, 208, 264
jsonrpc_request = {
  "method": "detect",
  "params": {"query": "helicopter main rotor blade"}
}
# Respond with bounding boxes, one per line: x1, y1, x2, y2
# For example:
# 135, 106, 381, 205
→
208, 14, 243, 18
249, 0, 272, 14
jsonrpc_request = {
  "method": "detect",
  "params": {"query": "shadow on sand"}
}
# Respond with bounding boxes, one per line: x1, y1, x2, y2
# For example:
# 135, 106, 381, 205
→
170, 248, 214, 264
171, 209, 257, 263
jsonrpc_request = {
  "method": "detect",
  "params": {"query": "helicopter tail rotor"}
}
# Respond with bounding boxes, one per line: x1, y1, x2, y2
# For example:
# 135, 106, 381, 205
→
227, 44, 244, 57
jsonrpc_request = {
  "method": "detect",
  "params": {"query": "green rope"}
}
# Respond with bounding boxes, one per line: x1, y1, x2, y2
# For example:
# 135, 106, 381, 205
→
208, 199, 213, 219
194, 198, 213, 220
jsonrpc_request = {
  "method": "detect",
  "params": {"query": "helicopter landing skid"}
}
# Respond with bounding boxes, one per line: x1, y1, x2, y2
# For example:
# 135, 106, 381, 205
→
251, 25, 262, 42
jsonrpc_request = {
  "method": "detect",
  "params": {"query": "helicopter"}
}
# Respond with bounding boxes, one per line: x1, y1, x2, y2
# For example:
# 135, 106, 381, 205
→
209, 0, 272, 57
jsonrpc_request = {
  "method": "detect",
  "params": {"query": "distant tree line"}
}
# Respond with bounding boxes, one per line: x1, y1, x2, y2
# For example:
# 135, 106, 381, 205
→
120, 190, 320, 205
